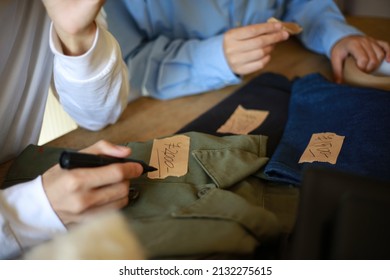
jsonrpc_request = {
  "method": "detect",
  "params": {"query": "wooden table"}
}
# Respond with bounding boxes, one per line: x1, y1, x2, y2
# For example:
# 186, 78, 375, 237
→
1, 16, 389, 185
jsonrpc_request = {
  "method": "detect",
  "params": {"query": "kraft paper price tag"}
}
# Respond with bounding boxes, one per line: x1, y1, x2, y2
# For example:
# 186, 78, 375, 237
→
217, 105, 269, 135
148, 135, 190, 179
267, 17, 303, 35
299, 132, 345, 164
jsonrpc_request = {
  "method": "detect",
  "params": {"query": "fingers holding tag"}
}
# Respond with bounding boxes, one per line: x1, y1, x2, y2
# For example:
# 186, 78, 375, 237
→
267, 17, 303, 35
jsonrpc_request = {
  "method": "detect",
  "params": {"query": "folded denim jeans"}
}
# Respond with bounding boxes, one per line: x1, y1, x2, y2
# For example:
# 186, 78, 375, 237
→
3, 132, 286, 259
177, 72, 292, 156
264, 73, 390, 185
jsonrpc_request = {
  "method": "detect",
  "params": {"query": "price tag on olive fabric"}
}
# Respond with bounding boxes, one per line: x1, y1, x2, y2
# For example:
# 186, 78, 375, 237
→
299, 132, 345, 164
217, 105, 269, 135
148, 135, 190, 179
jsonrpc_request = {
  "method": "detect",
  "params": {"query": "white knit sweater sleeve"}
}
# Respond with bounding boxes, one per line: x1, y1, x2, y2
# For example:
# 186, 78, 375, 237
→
50, 11, 130, 131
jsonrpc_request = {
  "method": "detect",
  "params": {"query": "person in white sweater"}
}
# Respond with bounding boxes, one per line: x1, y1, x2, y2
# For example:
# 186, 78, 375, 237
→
0, 0, 143, 259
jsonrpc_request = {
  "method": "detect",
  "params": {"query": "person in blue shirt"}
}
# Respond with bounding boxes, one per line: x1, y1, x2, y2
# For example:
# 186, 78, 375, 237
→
104, 0, 390, 100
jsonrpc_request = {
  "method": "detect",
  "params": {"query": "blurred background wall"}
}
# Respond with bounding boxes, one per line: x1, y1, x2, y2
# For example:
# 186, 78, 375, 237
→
335, 0, 390, 18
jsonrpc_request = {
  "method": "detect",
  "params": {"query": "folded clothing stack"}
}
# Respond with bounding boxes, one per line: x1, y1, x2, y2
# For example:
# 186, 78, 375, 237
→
264, 73, 390, 185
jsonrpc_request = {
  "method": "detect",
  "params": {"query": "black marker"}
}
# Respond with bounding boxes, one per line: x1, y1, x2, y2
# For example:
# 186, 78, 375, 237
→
59, 151, 158, 174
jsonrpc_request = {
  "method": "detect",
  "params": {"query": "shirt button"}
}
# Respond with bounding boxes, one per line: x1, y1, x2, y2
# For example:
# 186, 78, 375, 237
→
197, 186, 213, 197
128, 187, 140, 205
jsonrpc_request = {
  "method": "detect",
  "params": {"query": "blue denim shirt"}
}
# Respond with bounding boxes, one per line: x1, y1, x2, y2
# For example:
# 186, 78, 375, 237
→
104, 0, 361, 99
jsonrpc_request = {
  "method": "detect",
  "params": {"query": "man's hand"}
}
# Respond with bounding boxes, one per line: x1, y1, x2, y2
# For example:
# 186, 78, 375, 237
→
42, 0, 106, 55
331, 35, 390, 83
42, 140, 143, 226
223, 22, 289, 75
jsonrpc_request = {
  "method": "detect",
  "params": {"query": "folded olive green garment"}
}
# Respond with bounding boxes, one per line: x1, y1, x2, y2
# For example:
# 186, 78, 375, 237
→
3, 132, 296, 259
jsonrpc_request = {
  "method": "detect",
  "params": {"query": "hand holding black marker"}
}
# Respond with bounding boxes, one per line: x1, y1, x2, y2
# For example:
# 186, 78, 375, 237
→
59, 151, 158, 174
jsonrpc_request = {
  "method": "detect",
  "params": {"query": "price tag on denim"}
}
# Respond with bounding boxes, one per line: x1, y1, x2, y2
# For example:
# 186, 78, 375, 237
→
299, 132, 345, 164
217, 105, 269, 135
148, 135, 190, 179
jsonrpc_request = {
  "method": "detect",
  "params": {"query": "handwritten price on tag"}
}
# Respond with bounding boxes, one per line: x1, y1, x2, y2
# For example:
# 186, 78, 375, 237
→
299, 132, 345, 164
217, 105, 269, 135
148, 135, 190, 179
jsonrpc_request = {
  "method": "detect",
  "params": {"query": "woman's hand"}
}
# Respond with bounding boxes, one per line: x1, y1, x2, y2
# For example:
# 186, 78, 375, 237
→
331, 35, 390, 83
223, 22, 289, 75
42, 140, 143, 226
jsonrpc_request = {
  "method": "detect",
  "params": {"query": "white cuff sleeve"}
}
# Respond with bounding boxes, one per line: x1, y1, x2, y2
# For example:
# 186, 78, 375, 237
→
49, 19, 129, 131
49, 22, 110, 80
0, 177, 66, 258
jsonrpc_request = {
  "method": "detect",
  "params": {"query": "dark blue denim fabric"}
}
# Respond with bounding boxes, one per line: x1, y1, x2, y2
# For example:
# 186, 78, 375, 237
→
264, 73, 390, 185
177, 72, 292, 156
